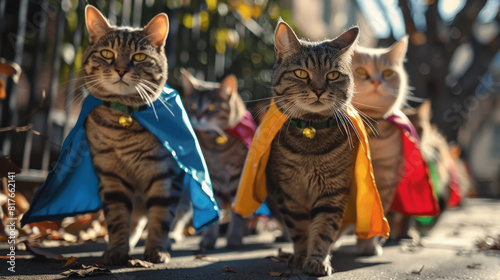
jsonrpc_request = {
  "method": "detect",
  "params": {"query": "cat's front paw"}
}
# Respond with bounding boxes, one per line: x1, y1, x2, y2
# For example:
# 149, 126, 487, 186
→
102, 248, 131, 266
356, 237, 383, 256
302, 257, 333, 276
287, 254, 305, 268
144, 247, 171, 263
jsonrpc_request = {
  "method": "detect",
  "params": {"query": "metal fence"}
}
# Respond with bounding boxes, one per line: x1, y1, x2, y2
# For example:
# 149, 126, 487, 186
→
0, 0, 283, 183
0, 0, 177, 182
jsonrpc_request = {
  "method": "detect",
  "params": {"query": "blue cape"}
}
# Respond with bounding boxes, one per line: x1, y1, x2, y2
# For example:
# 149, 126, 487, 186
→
21, 85, 220, 232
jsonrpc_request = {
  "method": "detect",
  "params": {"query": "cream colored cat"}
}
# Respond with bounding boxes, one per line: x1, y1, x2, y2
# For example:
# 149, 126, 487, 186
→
351, 37, 409, 255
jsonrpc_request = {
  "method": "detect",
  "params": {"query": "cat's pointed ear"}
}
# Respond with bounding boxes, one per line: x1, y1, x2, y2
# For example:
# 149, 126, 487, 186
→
85, 5, 111, 43
386, 36, 408, 64
180, 68, 196, 96
330, 27, 359, 51
143, 13, 169, 48
274, 19, 301, 59
219, 74, 238, 100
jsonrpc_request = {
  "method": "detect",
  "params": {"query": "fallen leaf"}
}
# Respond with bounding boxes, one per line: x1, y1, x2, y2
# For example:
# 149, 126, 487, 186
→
127, 259, 153, 268
194, 255, 220, 262
54, 256, 78, 270
411, 265, 425, 275
60, 264, 111, 277
223, 265, 244, 274
30, 221, 60, 233
24, 242, 67, 261
467, 263, 482, 269
268, 271, 291, 277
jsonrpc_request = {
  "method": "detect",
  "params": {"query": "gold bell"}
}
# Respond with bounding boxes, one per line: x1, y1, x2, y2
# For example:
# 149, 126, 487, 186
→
302, 126, 316, 139
118, 115, 133, 128
215, 135, 228, 145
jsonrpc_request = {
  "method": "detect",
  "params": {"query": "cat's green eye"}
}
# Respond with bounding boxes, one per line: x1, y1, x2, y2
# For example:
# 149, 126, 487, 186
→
207, 104, 215, 111
355, 67, 368, 78
133, 53, 147, 62
327, 71, 340, 81
382, 70, 394, 78
100, 50, 114, 59
294, 69, 308, 79
190, 104, 197, 110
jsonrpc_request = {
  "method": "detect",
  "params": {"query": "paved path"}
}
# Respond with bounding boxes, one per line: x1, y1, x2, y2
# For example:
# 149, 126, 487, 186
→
1, 198, 500, 279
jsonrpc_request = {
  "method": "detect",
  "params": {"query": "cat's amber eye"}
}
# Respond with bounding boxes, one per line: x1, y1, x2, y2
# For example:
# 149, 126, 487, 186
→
327, 71, 340, 81
382, 70, 394, 78
133, 53, 147, 62
294, 69, 308, 79
355, 67, 368, 78
190, 104, 197, 110
100, 50, 114, 59
207, 104, 215, 111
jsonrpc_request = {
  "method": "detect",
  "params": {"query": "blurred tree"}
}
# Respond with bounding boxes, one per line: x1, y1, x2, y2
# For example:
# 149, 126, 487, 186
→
369, 0, 499, 142
164, 0, 293, 105
402, 0, 498, 143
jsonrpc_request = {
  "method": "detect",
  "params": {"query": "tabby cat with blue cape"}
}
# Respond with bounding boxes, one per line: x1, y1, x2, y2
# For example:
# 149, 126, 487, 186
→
21, 7, 219, 263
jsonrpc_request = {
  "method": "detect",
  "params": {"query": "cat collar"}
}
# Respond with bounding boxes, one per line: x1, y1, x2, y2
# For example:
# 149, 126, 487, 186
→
103, 101, 148, 127
103, 101, 148, 114
289, 118, 337, 139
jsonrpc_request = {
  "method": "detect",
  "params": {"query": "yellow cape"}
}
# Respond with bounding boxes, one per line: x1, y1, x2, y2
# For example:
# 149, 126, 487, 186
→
232, 100, 390, 239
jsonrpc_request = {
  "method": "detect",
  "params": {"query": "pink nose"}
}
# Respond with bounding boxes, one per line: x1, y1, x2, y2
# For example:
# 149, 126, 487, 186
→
116, 67, 128, 77
371, 80, 381, 86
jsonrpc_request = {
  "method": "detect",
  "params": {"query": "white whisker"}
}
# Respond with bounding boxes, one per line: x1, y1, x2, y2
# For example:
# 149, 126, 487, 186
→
138, 84, 159, 120
348, 105, 379, 137
155, 93, 175, 117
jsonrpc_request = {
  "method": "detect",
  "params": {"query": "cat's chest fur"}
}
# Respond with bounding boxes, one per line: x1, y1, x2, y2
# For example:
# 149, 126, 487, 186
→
195, 131, 248, 193
85, 105, 173, 189
267, 124, 357, 202
369, 120, 403, 190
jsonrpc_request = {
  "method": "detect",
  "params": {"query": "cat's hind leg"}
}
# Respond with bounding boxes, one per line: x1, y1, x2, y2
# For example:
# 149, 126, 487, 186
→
144, 171, 184, 263
199, 195, 223, 251
168, 187, 193, 244
226, 210, 245, 248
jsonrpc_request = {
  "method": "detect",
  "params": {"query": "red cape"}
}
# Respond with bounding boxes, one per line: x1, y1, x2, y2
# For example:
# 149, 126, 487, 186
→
387, 110, 440, 216
225, 110, 256, 149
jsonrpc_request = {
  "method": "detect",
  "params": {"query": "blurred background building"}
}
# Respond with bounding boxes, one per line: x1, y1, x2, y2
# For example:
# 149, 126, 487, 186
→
0, 0, 498, 197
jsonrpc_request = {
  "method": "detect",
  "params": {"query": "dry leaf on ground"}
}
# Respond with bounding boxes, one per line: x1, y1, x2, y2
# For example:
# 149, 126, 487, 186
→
467, 263, 482, 269
54, 256, 78, 270
60, 264, 111, 277
194, 255, 220, 262
222, 265, 244, 274
127, 259, 154, 268
268, 271, 291, 277
411, 265, 425, 275
24, 242, 67, 261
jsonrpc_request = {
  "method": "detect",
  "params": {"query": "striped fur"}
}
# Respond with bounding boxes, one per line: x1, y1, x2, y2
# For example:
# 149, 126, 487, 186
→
266, 20, 359, 276
82, 5, 177, 265
175, 70, 248, 250
351, 37, 409, 255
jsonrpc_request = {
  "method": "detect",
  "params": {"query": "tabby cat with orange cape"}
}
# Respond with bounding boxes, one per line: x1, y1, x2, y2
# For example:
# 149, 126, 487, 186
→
233, 20, 389, 276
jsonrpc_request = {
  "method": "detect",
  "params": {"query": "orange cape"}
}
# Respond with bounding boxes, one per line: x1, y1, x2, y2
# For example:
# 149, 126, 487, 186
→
232, 101, 390, 239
